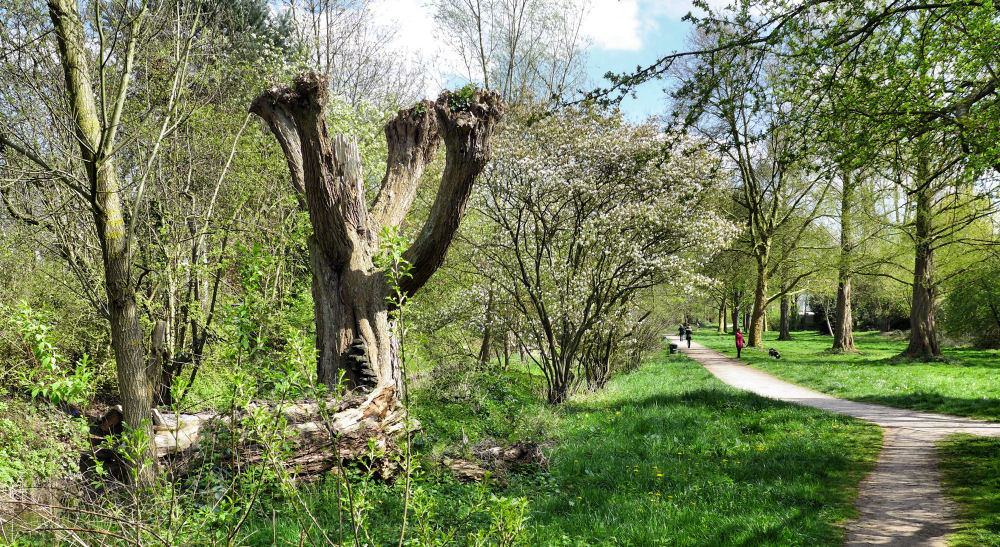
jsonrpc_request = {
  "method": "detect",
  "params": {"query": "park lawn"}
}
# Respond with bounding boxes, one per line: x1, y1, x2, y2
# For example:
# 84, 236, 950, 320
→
938, 435, 1000, 546
696, 330, 1000, 421
243, 352, 881, 546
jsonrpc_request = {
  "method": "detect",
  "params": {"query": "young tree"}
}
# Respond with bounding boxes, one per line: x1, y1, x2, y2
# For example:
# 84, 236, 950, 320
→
0, 0, 213, 485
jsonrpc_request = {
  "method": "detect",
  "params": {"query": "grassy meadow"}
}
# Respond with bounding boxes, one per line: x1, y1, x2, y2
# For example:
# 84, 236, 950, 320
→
695, 327, 1000, 546
241, 351, 881, 545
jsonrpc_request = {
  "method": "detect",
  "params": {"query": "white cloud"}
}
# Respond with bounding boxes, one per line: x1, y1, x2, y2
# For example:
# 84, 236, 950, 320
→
580, 0, 645, 52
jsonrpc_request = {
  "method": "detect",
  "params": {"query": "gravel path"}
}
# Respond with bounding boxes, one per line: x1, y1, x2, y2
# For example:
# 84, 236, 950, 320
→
679, 340, 1000, 546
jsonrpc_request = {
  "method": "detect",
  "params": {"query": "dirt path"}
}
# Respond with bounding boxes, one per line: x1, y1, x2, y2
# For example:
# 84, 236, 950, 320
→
679, 340, 1000, 546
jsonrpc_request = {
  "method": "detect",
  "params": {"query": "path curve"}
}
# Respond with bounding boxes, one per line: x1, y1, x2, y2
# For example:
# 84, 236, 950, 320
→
679, 340, 1000, 546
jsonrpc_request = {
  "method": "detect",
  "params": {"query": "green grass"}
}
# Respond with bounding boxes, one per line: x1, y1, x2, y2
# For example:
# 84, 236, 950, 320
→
241, 351, 881, 545
696, 330, 1000, 421
939, 435, 1000, 546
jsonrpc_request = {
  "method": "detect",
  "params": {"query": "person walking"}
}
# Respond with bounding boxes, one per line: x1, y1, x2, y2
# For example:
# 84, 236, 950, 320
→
735, 328, 745, 358
678, 324, 685, 343
684, 325, 692, 348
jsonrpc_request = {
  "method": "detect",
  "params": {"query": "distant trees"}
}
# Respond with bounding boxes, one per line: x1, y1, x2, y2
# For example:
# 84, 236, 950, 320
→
593, 0, 1000, 353
673, 31, 828, 348
943, 253, 1000, 348
280, 0, 429, 108
433, 0, 589, 104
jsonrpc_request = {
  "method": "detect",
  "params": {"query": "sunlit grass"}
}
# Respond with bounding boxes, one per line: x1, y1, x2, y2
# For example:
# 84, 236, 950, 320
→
939, 435, 1000, 546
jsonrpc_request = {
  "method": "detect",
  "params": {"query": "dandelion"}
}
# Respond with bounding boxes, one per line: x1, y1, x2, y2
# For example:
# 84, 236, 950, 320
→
656, 473, 663, 477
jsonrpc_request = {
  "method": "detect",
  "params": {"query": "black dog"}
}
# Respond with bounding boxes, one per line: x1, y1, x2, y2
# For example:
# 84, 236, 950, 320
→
768, 348, 781, 359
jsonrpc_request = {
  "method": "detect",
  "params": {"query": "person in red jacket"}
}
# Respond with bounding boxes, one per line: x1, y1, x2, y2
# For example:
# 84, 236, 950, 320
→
735, 329, 745, 358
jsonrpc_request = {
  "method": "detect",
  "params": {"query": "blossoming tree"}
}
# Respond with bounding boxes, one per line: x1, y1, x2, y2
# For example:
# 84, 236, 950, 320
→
472, 107, 736, 403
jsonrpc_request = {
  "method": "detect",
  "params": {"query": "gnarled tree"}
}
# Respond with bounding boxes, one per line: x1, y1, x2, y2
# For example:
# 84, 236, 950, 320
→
251, 73, 503, 395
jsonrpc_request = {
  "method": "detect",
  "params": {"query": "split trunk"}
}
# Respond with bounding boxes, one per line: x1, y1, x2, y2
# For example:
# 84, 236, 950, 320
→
250, 73, 504, 394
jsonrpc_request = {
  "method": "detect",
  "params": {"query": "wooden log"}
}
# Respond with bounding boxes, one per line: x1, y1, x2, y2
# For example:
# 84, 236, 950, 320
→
144, 384, 412, 473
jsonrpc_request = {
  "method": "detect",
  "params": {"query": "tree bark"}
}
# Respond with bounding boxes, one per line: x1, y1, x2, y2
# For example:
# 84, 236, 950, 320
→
478, 290, 494, 368
748, 254, 769, 347
905, 174, 941, 358
778, 293, 791, 341
832, 173, 856, 352
251, 73, 504, 391
717, 303, 726, 333
731, 290, 740, 335
48, 0, 156, 486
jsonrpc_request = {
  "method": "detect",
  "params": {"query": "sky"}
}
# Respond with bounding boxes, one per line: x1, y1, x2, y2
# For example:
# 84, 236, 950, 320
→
369, 0, 710, 120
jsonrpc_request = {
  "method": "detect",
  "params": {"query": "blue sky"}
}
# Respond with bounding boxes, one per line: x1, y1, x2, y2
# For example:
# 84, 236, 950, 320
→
579, 0, 704, 120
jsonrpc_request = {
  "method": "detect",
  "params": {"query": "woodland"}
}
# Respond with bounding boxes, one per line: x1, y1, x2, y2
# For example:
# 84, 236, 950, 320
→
1, 0, 1000, 545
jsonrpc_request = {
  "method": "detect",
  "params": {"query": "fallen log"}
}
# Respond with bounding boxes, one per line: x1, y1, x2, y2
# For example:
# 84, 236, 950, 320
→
87, 384, 414, 479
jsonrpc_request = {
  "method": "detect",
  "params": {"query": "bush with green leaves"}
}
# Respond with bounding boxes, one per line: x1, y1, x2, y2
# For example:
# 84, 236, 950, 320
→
5, 302, 96, 407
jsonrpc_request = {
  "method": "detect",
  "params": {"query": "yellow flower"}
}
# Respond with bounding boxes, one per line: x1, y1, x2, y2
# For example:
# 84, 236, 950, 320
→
577, 496, 582, 499
656, 473, 663, 477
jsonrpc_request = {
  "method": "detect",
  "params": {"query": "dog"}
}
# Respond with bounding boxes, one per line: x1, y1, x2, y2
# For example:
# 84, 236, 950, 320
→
768, 348, 781, 359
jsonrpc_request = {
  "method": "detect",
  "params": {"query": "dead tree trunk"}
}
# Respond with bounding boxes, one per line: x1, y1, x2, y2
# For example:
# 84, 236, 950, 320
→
251, 73, 503, 393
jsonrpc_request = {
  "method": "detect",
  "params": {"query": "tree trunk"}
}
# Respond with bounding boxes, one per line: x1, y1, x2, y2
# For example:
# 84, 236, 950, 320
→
731, 291, 740, 335
778, 293, 791, 341
717, 302, 726, 333
905, 177, 941, 358
478, 290, 494, 368
251, 73, 503, 391
832, 172, 856, 352
48, 0, 156, 486
748, 255, 769, 347
823, 300, 835, 336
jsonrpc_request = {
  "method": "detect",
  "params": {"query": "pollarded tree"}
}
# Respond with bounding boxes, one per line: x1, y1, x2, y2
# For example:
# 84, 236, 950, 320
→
251, 74, 504, 397
472, 106, 735, 403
